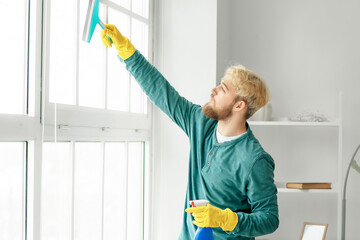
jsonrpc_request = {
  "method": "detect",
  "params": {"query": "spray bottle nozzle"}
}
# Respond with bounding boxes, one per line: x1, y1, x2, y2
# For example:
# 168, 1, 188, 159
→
189, 199, 209, 207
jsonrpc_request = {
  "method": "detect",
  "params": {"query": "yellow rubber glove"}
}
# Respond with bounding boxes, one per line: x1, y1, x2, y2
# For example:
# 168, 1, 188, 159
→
185, 204, 238, 231
101, 24, 136, 60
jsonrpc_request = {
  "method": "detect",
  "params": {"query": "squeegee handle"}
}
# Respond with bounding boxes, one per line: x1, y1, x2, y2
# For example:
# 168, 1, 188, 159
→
99, 19, 113, 44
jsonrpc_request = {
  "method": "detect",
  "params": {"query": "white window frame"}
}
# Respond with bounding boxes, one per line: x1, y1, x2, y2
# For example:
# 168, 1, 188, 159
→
42, 0, 154, 132
41, 0, 154, 240
0, 0, 154, 239
0, 0, 42, 239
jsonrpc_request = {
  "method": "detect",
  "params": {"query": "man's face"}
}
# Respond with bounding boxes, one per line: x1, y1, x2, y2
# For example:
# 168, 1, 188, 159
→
202, 74, 239, 120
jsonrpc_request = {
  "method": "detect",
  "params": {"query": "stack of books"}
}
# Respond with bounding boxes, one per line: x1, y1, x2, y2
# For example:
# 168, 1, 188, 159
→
286, 182, 332, 189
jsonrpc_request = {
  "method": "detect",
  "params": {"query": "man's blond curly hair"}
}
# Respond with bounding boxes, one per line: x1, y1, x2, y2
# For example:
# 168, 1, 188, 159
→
225, 65, 270, 119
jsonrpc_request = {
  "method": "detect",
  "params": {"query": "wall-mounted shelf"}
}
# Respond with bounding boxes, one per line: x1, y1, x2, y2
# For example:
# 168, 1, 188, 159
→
249, 93, 343, 239
277, 188, 338, 193
248, 120, 340, 127
276, 182, 338, 194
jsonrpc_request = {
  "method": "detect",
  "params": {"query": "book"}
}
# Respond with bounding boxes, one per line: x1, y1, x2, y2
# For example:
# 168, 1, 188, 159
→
286, 182, 332, 189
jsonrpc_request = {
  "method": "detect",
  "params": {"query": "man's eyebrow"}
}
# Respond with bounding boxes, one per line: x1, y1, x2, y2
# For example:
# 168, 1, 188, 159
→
221, 81, 229, 91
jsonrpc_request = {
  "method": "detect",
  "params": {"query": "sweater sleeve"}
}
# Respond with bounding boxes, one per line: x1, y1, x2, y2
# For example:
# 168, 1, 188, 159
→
122, 51, 197, 136
228, 154, 279, 237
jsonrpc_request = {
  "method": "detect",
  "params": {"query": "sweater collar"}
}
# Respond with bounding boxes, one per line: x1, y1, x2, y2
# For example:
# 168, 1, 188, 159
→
213, 122, 252, 146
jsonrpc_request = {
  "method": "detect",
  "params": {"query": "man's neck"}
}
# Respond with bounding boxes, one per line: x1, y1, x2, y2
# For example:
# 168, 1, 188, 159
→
217, 117, 247, 137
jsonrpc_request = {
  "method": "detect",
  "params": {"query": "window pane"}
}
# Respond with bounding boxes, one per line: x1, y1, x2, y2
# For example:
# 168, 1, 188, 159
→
74, 142, 103, 240
0, 142, 24, 240
107, 9, 131, 111
0, 1, 26, 114
103, 143, 127, 240
79, 1, 106, 108
49, 0, 76, 105
132, 0, 149, 19
41, 141, 147, 240
131, 18, 149, 59
130, 19, 148, 114
28, 0, 38, 117
41, 142, 72, 240
127, 142, 144, 240
27, 141, 35, 240
130, 76, 147, 114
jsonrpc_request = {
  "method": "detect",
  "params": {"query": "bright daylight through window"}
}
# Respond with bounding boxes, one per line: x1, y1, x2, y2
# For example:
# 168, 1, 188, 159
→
0, 1, 28, 115
48, 0, 148, 114
0, 0, 151, 239
41, 142, 146, 240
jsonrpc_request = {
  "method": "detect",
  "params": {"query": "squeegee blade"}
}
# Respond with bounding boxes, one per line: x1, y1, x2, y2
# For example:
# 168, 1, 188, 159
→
82, 0, 96, 42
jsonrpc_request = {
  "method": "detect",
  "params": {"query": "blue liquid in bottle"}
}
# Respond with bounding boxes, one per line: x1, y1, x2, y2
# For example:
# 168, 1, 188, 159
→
194, 227, 213, 240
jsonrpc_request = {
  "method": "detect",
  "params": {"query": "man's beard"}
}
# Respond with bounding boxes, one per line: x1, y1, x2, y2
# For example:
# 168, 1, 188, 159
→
202, 102, 233, 120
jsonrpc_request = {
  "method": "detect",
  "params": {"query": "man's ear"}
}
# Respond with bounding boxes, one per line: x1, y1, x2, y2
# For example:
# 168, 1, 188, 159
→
233, 100, 247, 112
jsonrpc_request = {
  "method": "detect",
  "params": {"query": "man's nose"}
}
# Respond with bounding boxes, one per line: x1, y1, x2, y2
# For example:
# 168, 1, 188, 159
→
213, 85, 221, 94
212, 87, 217, 95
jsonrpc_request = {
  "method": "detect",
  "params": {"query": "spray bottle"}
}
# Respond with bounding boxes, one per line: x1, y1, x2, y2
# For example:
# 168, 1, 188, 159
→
189, 200, 214, 240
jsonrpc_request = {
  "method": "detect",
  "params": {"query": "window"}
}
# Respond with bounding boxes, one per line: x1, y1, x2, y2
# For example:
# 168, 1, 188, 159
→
0, 0, 152, 239
0, 0, 37, 116
0, 143, 27, 240
46, 0, 150, 114
41, 142, 146, 240
0, 0, 37, 239
42, 0, 152, 239
0, 3, 27, 114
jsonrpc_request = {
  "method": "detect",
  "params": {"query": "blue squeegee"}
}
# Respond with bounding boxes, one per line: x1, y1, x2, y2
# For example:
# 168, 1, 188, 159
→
82, 0, 111, 43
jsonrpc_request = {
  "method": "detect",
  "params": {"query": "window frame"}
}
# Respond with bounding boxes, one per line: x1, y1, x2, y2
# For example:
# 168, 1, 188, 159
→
41, 0, 154, 240
0, 0, 42, 237
42, 0, 154, 131
0, 0, 154, 239
40, 140, 150, 240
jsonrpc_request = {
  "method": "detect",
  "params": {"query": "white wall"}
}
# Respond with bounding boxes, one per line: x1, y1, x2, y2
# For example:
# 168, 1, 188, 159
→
218, 0, 360, 119
151, 0, 217, 239
216, 0, 231, 83
217, 0, 360, 239
152, 0, 360, 239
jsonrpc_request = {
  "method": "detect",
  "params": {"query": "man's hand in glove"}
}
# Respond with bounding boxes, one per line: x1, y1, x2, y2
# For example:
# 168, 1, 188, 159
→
185, 204, 238, 231
101, 24, 136, 60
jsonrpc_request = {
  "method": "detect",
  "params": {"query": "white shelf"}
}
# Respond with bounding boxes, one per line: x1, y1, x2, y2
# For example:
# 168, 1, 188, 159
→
248, 120, 340, 127
249, 92, 343, 239
276, 182, 338, 193
277, 187, 337, 194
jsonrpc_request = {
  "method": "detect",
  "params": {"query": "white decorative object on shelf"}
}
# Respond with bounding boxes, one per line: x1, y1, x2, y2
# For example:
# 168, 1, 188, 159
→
248, 120, 339, 127
249, 103, 272, 121
289, 111, 329, 122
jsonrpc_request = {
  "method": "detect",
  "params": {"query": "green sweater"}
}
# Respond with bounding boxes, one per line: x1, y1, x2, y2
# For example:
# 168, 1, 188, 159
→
122, 51, 279, 239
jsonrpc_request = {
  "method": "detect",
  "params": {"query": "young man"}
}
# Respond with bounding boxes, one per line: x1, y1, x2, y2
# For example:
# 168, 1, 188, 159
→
101, 24, 279, 240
